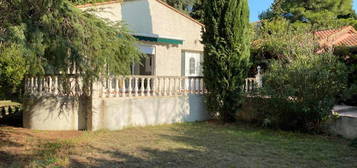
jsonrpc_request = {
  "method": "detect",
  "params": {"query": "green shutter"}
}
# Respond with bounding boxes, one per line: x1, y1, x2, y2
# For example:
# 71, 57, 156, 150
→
134, 35, 183, 45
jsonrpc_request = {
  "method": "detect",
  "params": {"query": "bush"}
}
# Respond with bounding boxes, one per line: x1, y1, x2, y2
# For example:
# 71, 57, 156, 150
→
0, 43, 27, 100
334, 46, 357, 105
256, 53, 348, 132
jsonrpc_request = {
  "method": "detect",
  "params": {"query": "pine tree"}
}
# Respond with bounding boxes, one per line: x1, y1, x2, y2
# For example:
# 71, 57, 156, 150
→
280, 0, 354, 16
263, 0, 355, 23
190, 0, 204, 22
162, 0, 194, 13
202, 0, 251, 122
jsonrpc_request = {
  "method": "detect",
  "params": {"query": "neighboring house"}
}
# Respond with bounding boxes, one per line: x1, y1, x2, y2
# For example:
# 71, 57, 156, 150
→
78, 0, 204, 77
315, 26, 357, 53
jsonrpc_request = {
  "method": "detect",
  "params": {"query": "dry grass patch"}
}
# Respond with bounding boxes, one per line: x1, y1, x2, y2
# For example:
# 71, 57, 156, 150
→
0, 122, 356, 168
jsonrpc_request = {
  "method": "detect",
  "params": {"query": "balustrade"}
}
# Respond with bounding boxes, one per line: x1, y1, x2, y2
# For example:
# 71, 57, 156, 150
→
25, 72, 262, 98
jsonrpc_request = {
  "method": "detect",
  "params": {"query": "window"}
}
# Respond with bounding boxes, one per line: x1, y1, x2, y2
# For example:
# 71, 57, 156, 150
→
189, 57, 196, 75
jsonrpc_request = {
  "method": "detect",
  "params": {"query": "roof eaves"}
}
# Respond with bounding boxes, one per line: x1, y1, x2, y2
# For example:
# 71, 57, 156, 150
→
154, 0, 204, 27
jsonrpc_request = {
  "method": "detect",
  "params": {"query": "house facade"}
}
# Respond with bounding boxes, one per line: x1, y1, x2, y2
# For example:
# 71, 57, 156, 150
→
22, 0, 261, 131
22, 0, 212, 131
78, 0, 204, 77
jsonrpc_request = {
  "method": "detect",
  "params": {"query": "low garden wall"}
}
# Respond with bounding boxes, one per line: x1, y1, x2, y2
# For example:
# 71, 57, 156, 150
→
23, 75, 213, 131
89, 95, 208, 131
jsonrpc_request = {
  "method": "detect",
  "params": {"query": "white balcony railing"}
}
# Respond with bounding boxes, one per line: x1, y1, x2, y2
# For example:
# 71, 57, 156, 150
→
98, 76, 206, 98
25, 66, 262, 98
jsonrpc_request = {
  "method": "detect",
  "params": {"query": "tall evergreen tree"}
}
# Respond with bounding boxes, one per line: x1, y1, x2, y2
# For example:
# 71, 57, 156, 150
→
202, 0, 251, 122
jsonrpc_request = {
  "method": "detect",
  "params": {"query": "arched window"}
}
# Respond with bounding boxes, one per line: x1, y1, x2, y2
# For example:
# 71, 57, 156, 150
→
189, 57, 196, 75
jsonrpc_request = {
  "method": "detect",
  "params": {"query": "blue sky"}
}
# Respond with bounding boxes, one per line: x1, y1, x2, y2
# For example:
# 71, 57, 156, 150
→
249, 0, 357, 22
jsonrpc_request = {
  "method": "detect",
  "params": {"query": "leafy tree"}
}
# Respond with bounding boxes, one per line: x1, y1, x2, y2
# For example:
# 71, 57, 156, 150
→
260, 0, 357, 29
0, 0, 141, 99
161, 0, 194, 13
202, 0, 251, 122
190, 0, 204, 22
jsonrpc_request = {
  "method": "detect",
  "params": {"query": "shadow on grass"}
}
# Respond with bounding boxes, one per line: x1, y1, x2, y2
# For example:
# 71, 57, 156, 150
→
0, 127, 35, 166
69, 123, 357, 168
1, 123, 357, 168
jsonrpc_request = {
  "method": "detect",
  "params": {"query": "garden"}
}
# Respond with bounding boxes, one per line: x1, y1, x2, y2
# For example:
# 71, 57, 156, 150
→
1, 0, 357, 167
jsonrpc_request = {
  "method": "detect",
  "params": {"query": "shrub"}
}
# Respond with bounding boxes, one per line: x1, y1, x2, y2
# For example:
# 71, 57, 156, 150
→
334, 46, 357, 105
0, 43, 27, 100
257, 53, 348, 132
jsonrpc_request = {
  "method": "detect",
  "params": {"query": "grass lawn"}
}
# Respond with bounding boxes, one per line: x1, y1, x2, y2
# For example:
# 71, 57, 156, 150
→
0, 122, 356, 168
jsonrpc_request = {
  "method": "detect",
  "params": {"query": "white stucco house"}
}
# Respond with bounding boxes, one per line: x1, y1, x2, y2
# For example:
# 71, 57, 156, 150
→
23, 0, 211, 131
78, 0, 204, 77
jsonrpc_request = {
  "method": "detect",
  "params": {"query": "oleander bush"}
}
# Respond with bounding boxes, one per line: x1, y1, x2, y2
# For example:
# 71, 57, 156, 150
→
256, 53, 348, 132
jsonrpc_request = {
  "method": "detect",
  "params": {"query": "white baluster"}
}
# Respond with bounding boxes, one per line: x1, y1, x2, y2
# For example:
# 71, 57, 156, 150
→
34, 77, 37, 95
188, 78, 192, 94
128, 77, 132, 97
48, 76, 52, 94
141, 77, 145, 96
193, 78, 197, 94
147, 78, 151, 96
122, 77, 126, 97
168, 78, 172, 96
31, 77, 34, 95
200, 78, 204, 94
179, 77, 183, 95
245, 79, 249, 93
163, 77, 167, 96
134, 77, 139, 97
157, 78, 161, 96
256, 66, 263, 88
115, 77, 119, 97
54, 76, 58, 95
38, 77, 43, 96
107, 77, 111, 97
172, 78, 177, 96
183, 78, 188, 96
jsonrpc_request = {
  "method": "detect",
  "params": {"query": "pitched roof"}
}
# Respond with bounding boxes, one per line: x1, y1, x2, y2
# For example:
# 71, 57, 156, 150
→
76, 0, 203, 27
314, 26, 357, 47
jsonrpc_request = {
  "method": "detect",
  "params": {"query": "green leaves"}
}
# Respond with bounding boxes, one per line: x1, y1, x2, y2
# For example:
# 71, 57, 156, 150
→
0, 0, 142, 99
260, 52, 348, 132
202, 0, 251, 122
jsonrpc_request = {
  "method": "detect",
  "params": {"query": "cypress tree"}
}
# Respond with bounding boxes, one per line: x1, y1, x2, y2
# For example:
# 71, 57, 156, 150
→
202, 0, 251, 122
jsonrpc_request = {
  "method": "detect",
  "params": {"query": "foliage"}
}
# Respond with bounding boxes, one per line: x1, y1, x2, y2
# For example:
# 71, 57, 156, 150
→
351, 138, 357, 148
0, 0, 141, 99
251, 27, 348, 132
190, 0, 204, 22
162, 0, 194, 13
202, 0, 251, 122
334, 46, 357, 105
251, 18, 314, 72
257, 51, 348, 132
0, 43, 27, 99
260, 0, 357, 30
68, 0, 117, 5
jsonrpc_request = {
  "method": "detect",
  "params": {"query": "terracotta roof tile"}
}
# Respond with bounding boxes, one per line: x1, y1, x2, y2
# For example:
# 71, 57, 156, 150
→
315, 26, 357, 47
